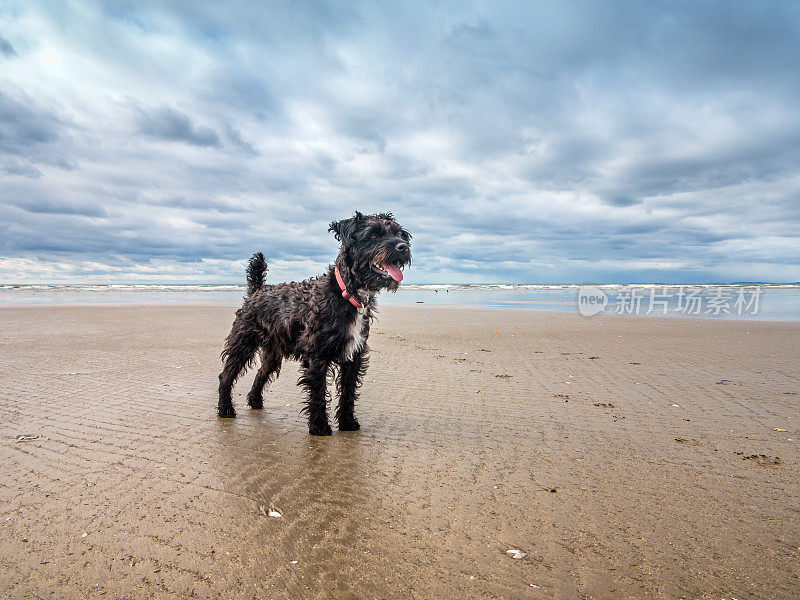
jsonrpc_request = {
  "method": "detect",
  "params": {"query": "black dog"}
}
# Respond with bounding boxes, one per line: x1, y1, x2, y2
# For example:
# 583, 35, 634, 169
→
217, 212, 411, 435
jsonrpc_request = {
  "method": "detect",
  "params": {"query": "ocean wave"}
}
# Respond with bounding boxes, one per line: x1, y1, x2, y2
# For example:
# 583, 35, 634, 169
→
1, 282, 797, 292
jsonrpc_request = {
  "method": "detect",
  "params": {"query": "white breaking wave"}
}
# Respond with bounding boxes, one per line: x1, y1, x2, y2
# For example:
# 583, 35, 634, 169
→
1, 283, 797, 292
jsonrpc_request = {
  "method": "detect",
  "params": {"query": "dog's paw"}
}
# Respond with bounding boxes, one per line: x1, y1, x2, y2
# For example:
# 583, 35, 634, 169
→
246, 395, 263, 409
308, 422, 333, 436
217, 405, 237, 418
338, 418, 360, 431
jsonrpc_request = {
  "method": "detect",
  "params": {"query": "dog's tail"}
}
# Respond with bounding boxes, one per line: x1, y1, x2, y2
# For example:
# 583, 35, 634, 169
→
246, 252, 268, 295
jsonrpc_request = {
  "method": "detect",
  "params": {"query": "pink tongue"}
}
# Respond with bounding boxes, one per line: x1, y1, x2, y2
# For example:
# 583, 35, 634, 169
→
381, 262, 403, 282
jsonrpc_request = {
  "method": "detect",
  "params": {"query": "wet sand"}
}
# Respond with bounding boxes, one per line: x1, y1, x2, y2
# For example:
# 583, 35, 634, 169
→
1, 304, 798, 599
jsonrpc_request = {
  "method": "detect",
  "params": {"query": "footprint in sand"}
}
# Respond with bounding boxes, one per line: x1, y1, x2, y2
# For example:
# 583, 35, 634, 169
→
674, 438, 701, 446
734, 452, 782, 465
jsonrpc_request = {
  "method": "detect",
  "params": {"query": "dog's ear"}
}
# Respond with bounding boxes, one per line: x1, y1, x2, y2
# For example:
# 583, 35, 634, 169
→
329, 211, 364, 245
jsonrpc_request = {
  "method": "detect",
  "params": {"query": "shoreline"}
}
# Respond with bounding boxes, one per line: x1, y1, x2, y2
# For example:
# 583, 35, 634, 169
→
1, 282, 798, 321
0, 300, 797, 324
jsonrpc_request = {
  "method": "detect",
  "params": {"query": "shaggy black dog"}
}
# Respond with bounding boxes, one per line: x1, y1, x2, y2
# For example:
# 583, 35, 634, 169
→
217, 211, 412, 435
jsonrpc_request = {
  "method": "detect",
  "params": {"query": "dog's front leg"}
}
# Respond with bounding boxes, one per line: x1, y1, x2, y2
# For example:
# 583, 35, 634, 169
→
336, 350, 367, 431
299, 358, 332, 436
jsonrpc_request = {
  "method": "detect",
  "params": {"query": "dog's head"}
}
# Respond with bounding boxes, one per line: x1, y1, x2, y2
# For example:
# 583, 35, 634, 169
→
330, 211, 412, 293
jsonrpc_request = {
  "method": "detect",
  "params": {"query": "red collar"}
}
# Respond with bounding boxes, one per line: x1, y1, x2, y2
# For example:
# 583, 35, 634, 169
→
335, 266, 367, 310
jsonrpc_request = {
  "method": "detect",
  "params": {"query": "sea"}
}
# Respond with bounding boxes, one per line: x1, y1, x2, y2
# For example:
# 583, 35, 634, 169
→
1, 283, 799, 320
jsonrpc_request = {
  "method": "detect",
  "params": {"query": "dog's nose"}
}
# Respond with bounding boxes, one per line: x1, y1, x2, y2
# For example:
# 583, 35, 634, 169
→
395, 242, 409, 253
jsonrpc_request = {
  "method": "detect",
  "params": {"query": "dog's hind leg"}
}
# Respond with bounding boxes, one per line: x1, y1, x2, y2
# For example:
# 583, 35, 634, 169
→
247, 349, 282, 409
218, 323, 259, 418
298, 357, 332, 436
336, 350, 367, 431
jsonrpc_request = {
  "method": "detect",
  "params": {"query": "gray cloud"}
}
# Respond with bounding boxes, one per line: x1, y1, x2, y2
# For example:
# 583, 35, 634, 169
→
0, 91, 61, 152
1, 159, 43, 179
15, 198, 108, 218
0, 34, 16, 58
134, 105, 221, 147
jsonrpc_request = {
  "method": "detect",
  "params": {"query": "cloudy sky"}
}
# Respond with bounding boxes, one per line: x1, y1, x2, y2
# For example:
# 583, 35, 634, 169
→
1, 1, 799, 284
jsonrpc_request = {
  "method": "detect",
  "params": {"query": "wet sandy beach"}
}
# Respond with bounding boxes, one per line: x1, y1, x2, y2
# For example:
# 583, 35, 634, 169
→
1, 305, 798, 599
